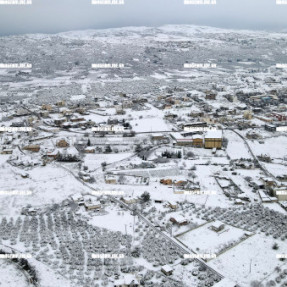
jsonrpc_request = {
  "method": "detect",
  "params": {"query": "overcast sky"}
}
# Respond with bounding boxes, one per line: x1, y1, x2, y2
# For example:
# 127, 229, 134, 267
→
0, 0, 287, 36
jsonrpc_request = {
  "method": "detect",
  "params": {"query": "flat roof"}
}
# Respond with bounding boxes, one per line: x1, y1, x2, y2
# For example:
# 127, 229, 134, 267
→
205, 130, 223, 139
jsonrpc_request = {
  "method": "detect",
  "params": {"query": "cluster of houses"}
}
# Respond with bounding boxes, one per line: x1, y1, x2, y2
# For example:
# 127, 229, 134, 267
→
249, 94, 279, 107
160, 178, 200, 193
71, 193, 102, 211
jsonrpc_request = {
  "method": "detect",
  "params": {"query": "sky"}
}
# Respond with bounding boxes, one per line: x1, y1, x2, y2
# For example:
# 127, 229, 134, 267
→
0, 0, 287, 36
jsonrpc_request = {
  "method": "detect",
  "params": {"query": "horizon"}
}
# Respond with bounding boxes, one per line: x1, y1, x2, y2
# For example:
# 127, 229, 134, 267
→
1, 23, 287, 38
0, 0, 287, 36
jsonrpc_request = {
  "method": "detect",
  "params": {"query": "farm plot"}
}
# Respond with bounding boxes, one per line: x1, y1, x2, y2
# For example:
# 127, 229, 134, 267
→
176, 221, 248, 256
209, 234, 287, 287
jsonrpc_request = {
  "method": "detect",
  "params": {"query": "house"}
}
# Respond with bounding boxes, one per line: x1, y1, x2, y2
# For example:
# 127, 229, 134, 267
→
168, 201, 178, 209
234, 199, 244, 205
114, 274, 140, 287
255, 116, 273, 123
262, 190, 278, 203
237, 193, 250, 202
204, 130, 223, 149
243, 110, 253, 120
56, 100, 65, 107
234, 160, 254, 169
190, 110, 204, 117
211, 221, 225, 232
70, 116, 85, 123
75, 107, 88, 115
11, 121, 25, 127
116, 108, 126, 115
171, 133, 193, 146
164, 113, 177, 120
121, 197, 138, 205
151, 134, 166, 141
26, 207, 38, 216
46, 150, 59, 160
14, 108, 30, 117
183, 122, 208, 131
173, 180, 187, 187
261, 177, 277, 188
170, 215, 188, 226
23, 144, 40, 152
82, 175, 92, 182
56, 138, 69, 148
20, 171, 29, 179
271, 113, 287, 122
205, 93, 217, 100
105, 175, 117, 184
161, 265, 173, 276
84, 147, 95, 153
54, 117, 66, 126
160, 179, 173, 185
71, 193, 84, 205
39, 110, 49, 117
62, 122, 72, 129
41, 104, 53, 111
1, 147, 13, 154
273, 187, 287, 201
163, 104, 172, 110
84, 199, 101, 210
265, 124, 276, 132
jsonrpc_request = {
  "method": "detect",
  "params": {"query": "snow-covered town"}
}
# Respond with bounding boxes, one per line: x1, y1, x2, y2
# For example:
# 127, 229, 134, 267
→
1, 2, 287, 287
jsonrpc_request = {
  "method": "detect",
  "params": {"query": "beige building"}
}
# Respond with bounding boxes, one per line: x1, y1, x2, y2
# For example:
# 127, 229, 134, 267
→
204, 130, 223, 149
105, 175, 117, 184
56, 138, 69, 148
161, 265, 173, 276
274, 188, 287, 201
84, 199, 101, 210
168, 201, 178, 209
23, 144, 40, 152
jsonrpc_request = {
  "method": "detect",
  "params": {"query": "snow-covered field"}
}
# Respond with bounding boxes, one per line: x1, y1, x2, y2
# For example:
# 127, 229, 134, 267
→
210, 234, 287, 287
177, 221, 247, 255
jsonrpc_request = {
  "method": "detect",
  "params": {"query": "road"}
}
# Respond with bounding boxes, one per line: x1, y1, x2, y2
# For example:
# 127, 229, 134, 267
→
227, 128, 278, 182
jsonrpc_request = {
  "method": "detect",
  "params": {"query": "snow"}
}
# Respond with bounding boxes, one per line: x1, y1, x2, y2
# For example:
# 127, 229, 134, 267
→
210, 234, 287, 287
177, 221, 247, 255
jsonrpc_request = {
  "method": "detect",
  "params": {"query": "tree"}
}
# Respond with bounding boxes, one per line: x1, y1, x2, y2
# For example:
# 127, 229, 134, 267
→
101, 162, 107, 171
222, 137, 229, 148
186, 151, 195, 158
105, 145, 112, 153
131, 247, 141, 258
272, 243, 279, 250
141, 192, 150, 203
245, 176, 252, 182
135, 144, 142, 153
118, 174, 126, 184
188, 171, 196, 183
